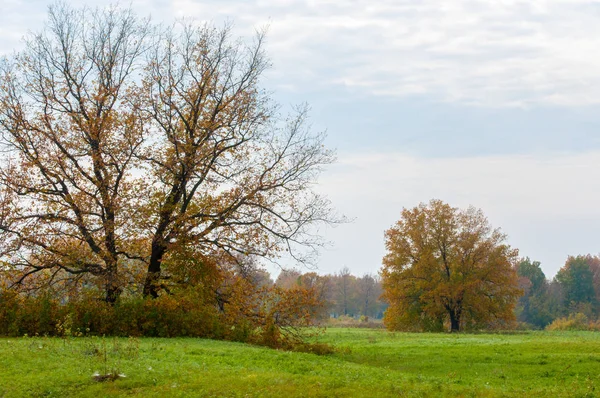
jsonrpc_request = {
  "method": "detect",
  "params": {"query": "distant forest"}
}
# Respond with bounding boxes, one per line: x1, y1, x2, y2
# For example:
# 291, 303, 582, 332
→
253, 267, 388, 321
265, 253, 600, 328
516, 255, 600, 329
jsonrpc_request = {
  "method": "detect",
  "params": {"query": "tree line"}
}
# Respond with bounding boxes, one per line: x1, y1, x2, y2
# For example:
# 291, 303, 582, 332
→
234, 247, 600, 332
517, 255, 600, 329
274, 267, 388, 320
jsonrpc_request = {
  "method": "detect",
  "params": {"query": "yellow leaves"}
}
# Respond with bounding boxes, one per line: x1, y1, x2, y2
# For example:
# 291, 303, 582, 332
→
0, 5, 336, 304
382, 199, 520, 332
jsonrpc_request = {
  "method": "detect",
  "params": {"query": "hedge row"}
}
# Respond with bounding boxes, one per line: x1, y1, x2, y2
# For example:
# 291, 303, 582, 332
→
0, 291, 249, 340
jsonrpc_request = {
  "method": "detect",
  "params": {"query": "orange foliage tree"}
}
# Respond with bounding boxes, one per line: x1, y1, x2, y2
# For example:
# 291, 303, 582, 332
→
0, 4, 338, 302
381, 200, 521, 332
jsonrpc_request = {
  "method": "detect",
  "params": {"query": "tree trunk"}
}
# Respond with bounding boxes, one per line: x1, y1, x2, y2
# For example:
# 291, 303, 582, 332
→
449, 314, 460, 332
104, 260, 122, 303
448, 308, 461, 332
105, 283, 122, 304
143, 240, 167, 298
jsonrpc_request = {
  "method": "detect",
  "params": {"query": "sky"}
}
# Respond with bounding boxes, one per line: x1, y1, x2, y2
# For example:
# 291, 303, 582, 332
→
1, 0, 599, 279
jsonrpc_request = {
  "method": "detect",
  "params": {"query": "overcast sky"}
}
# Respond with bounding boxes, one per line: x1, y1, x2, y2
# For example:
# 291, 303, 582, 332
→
2, 0, 599, 279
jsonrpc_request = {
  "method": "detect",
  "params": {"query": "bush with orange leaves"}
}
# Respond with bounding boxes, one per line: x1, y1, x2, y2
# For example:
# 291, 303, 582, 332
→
0, 260, 331, 352
213, 267, 327, 349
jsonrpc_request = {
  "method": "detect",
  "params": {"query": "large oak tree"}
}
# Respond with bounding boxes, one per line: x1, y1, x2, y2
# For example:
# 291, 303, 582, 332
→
381, 199, 520, 332
0, 4, 337, 302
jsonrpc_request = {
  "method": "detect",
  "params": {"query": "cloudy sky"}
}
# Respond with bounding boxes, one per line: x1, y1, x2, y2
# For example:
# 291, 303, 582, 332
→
2, 0, 599, 279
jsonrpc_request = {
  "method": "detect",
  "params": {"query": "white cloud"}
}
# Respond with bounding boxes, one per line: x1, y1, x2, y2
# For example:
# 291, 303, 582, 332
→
170, 0, 600, 107
3, 0, 600, 107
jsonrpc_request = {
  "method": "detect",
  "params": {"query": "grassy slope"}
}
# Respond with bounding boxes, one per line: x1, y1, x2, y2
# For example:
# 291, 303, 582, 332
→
0, 329, 598, 397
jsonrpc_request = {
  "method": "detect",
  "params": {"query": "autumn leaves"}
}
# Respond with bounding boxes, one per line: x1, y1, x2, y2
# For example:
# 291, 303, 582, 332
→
381, 199, 521, 332
0, 4, 337, 303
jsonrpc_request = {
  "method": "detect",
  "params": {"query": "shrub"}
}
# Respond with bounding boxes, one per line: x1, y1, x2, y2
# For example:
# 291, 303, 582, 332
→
0, 291, 222, 338
546, 313, 600, 331
327, 315, 385, 329
0, 283, 328, 352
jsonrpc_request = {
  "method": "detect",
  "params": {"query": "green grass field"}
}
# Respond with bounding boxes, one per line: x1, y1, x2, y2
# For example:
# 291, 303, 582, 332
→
0, 329, 598, 397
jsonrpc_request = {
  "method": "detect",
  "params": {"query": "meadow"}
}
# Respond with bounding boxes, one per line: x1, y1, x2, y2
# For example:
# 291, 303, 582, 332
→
0, 328, 598, 397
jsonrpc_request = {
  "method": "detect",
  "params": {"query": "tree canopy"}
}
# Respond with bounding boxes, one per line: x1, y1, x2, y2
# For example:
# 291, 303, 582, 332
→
0, 3, 338, 302
381, 199, 521, 332
556, 256, 597, 313
516, 258, 552, 328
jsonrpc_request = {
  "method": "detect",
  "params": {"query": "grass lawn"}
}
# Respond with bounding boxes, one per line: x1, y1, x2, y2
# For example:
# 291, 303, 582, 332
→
0, 328, 599, 397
